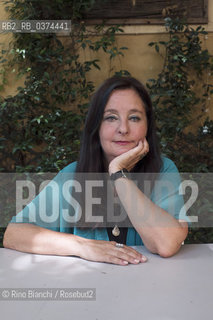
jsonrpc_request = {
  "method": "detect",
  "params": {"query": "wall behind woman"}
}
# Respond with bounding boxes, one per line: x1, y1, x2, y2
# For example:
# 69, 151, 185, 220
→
0, 1, 213, 123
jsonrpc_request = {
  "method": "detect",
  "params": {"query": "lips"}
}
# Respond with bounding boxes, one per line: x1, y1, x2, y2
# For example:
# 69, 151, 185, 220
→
114, 141, 132, 146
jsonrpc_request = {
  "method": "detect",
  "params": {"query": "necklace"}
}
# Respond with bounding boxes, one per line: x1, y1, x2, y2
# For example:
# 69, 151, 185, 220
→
111, 185, 120, 236
112, 225, 120, 237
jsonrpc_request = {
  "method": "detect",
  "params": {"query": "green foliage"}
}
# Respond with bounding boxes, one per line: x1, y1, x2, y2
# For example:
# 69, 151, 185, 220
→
147, 17, 213, 173
147, 17, 213, 243
0, 0, 130, 246
0, 0, 130, 172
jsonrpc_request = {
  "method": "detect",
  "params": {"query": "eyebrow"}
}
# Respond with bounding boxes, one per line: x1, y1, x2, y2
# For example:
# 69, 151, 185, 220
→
104, 108, 144, 114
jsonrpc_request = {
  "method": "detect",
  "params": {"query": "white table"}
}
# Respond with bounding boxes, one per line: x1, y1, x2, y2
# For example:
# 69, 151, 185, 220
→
0, 244, 213, 320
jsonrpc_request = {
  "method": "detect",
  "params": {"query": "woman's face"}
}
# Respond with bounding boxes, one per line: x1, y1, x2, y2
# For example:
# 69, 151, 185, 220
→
99, 88, 148, 164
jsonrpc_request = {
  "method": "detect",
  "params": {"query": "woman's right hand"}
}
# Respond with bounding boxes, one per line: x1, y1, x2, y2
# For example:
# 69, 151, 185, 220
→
78, 238, 147, 266
109, 139, 149, 175
3, 224, 147, 266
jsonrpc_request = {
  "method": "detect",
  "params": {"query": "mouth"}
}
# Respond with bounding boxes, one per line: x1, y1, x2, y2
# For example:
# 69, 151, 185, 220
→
114, 141, 132, 146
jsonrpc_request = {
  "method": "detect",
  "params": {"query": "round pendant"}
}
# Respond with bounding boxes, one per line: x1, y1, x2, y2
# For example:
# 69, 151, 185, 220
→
112, 225, 120, 237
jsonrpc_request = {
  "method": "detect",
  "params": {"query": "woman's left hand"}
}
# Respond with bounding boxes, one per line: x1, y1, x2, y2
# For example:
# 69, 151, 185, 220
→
109, 138, 149, 174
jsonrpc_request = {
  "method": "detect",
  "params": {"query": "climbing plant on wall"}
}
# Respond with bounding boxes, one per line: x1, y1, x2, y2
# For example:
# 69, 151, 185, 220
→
0, 0, 130, 246
147, 17, 213, 173
0, 0, 129, 173
147, 17, 213, 243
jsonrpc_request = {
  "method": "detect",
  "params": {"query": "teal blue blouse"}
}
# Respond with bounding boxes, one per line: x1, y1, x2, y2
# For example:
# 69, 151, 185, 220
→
11, 157, 187, 246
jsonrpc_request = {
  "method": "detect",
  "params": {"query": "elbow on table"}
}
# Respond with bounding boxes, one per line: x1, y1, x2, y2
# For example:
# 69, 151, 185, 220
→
3, 227, 11, 249
157, 223, 188, 258
146, 241, 182, 258
157, 245, 181, 258
157, 237, 187, 258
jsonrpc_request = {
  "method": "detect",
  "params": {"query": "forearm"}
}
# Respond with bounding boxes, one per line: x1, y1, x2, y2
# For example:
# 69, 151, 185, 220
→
3, 223, 148, 265
3, 223, 84, 257
114, 178, 188, 257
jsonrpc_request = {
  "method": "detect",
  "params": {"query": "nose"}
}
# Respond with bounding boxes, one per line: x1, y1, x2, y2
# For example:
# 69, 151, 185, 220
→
117, 119, 129, 135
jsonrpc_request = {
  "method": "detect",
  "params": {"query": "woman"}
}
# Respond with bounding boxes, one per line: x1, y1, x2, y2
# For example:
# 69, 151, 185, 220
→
3, 76, 188, 265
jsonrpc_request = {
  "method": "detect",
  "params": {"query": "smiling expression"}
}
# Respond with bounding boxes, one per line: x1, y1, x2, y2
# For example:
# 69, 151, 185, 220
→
99, 88, 148, 164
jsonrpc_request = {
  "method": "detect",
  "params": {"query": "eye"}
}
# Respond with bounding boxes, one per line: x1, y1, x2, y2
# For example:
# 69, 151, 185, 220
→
129, 115, 141, 122
103, 115, 118, 122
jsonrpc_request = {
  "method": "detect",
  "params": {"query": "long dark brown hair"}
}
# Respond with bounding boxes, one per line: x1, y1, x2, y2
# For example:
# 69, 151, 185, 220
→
73, 77, 163, 229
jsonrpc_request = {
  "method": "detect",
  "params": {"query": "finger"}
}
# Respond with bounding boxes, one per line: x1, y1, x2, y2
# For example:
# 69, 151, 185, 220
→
137, 140, 143, 149
126, 141, 143, 156
143, 138, 149, 153
137, 140, 149, 155
106, 255, 129, 266
100, 242, 148, 265
113, 244, 148, 263
137, 139, 149, 159
120, 245, 148, 262
124, 249, 148, 263
115, 243, 140, 255
115, 250, 147, 264
106, 250, 136, 265
124, 245, 146, 259
123, 249, 148, 263
127, 141, 144, 159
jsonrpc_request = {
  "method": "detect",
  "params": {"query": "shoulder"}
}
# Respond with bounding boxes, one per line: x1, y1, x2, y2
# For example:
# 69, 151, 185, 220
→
160, 156, 179, 173
60, 161, 77, 173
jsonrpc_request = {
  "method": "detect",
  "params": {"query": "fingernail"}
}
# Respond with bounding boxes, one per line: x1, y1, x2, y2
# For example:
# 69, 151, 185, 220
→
123, 261, 128, 265
134, 259, 140, 263
141, 256, 147, 262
